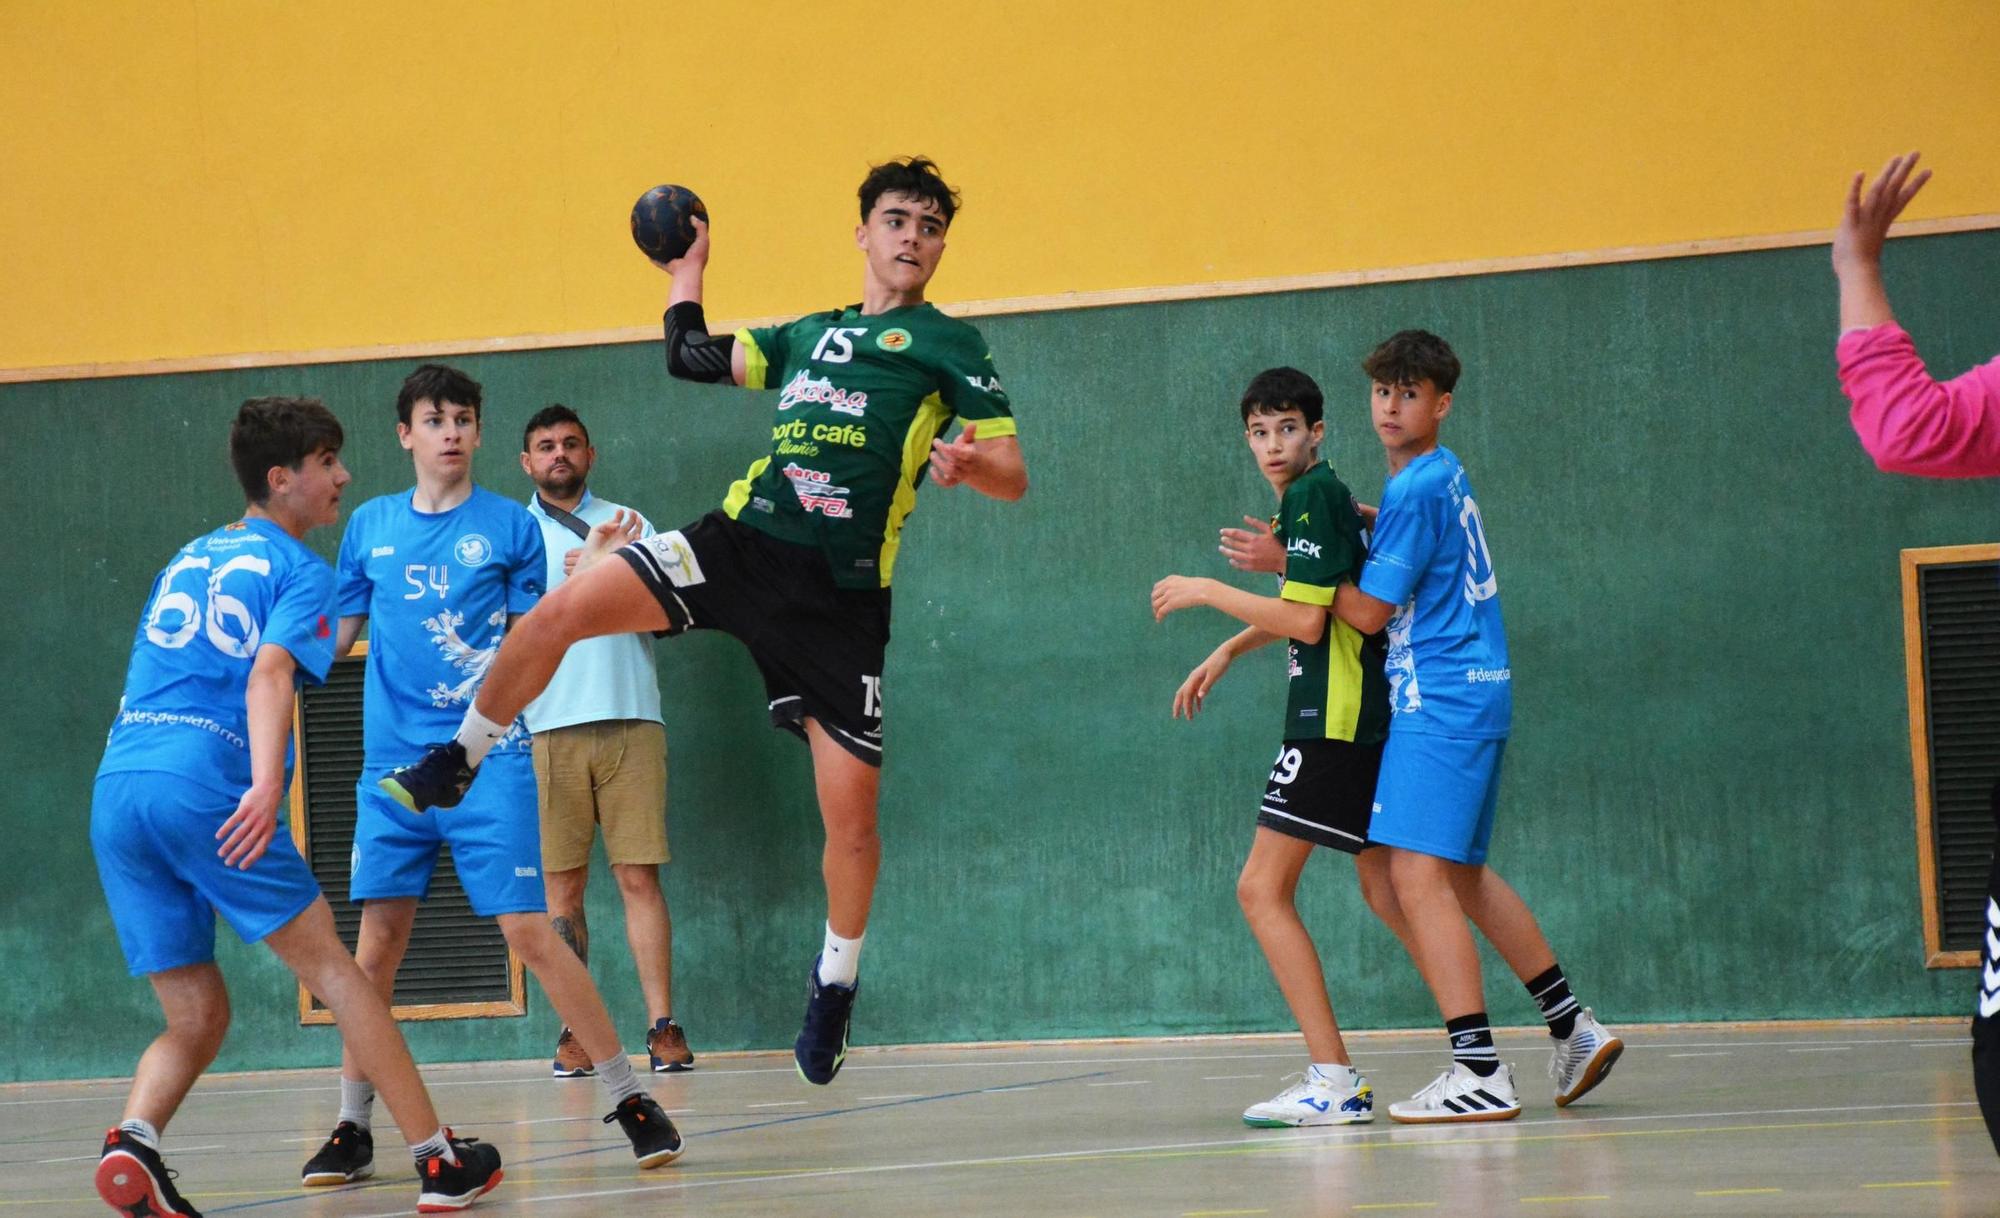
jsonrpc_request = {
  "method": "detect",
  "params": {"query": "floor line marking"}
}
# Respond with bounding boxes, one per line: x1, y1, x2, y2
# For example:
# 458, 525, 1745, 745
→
744, 1101, 808, 1109
1522, 1197, 1610, 1204
1668, 1052, 1730, 1058
857, 1095, 921, 1102
1183, 1210, 1269, 1216
189, 1070, 1121, 1214
194, 1110, 1991, 1216
1786, 1047, 1852, 1053
1862, 1180, 1949, 1189
1202, 1075, 1266, 1081
0, 1035, 1972, 1107
1088, 1081, 1151, 1088
1352, 1204, 1439, 1211
1695, 1188, 1782, 1196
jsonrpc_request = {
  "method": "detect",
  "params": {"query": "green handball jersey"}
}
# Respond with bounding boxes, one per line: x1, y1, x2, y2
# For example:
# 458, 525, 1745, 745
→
1275, 462, 1390, 744
729, 303, 1017, 589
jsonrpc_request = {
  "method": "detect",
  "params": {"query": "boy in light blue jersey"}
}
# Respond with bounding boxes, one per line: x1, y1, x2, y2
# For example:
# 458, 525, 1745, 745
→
303, 366, 683, 1185
90, 397, 501, 1217
1330, 331, 1623, 1124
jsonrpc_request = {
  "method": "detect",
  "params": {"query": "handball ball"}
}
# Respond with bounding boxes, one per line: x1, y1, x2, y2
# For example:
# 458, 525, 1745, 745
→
631, 185, 707, 263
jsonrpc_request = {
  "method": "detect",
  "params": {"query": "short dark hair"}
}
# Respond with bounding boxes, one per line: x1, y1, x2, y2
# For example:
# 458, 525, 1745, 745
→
1240, 366, 1324, 426
1361, 330, 1461, 394
522, 403, 588, 451
230, 396, 344, 504
395, 363, 483, 427
858, 156, 960, 227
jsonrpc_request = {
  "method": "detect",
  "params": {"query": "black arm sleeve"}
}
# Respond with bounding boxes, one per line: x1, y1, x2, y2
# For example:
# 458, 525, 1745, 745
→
663, 301, 737, 384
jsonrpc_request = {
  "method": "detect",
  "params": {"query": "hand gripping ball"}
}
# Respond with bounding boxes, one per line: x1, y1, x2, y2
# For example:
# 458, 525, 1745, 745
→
631, 185, 708, 264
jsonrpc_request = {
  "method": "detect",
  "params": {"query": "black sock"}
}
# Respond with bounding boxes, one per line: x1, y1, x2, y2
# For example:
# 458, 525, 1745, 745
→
1526, 964, 1580, 1040
1446, 1012, 1500, 1077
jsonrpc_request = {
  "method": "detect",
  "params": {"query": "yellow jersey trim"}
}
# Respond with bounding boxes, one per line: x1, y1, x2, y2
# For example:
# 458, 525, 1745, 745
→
879, 391, 955, 587
1321, 619, 1366, 741
1279, 580, 1334, 607
961, 415, 1018, 440
735, 328, 768, 390
722, 455, 772, 519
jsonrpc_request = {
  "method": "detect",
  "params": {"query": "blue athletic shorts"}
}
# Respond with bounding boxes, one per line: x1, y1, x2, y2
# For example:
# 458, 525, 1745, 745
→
1366, 732, 1508, 865
91, 771, 322, 976
349, 757, 546, 917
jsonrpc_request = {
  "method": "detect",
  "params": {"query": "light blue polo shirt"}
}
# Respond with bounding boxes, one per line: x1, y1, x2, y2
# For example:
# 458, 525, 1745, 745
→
521, 489, 665, 733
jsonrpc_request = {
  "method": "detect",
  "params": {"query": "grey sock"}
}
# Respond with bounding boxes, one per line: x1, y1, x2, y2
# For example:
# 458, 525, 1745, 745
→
596, 1051, 643, 1106
338, 1077, 375, 1131
117, 1119, 159, 1150
408, 1128, 455, 1164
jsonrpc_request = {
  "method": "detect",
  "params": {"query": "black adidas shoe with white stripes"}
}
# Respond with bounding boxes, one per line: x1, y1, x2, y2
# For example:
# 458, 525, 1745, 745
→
1388, 1062, 1522, 1123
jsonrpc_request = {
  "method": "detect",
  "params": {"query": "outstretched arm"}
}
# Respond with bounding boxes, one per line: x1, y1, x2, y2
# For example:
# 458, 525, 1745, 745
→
1152, 575, 1328, 644
658, 217, 749, 387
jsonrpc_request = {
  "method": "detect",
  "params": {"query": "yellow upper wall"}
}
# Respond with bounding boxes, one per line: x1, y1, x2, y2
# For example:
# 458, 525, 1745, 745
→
3, 0, 1997, 373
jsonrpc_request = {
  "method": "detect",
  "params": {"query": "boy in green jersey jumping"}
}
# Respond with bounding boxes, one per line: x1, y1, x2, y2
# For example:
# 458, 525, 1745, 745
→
1152, 367, 1407, 1127
384, 158, 1028, 1086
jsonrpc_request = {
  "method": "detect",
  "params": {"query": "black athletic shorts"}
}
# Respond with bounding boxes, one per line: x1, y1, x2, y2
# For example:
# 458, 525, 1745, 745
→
1256, 737, 1385, 854
619, 510, 890, 766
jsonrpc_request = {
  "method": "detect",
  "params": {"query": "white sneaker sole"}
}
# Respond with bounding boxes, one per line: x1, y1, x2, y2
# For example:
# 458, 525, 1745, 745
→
1554, 1035, 1624, 1107
1243, 1110, 1375, 1128
1387, 1103, 1521, 1124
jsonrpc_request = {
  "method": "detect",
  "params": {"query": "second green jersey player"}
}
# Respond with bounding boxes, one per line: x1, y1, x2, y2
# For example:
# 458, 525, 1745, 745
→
381, 157, 1029, 1093
1154, 367, 1406, 1130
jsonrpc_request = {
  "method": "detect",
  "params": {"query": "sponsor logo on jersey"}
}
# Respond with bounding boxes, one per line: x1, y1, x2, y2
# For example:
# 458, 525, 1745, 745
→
316, 615, 331, 639
225, 521, 248, 531
964, 374, 1005, 395
781, 462, 854, 519
639, 530, 706, 587
515, 866, 538, 877
1465, 666, 1511, 684
1286, 537, 1323, 559
779, 369, 869, 417
371, 545, 396, 558
454, 534, 492, 567
876, 327, 912, 352
771, 418, 868, 455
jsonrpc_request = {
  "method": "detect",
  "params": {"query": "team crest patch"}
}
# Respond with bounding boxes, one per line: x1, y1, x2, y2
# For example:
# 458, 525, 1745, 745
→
640, 530, 706, 588
876, 327, 913, 352
225, 521, 248, 530
454, 533, 493, 566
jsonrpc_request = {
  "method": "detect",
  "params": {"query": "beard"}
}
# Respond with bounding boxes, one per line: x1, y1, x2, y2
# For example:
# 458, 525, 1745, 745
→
536, 467, 585, 500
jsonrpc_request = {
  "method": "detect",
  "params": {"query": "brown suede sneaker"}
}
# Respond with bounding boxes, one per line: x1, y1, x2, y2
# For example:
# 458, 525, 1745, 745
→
551, 1027, 595, 1079
646, 1019, 694, 1072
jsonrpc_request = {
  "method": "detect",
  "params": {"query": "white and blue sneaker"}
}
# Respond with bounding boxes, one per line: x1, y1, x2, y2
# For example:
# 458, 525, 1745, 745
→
1388, 1061, 1521, 1124
1241, 1067, 1374, 1127
1550, 1008, 1623, 1107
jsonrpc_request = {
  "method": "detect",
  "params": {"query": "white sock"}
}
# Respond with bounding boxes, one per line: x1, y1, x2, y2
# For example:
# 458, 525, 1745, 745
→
453, 706, 510, 767
338, 1076, 375, 1130
117, 1118, 160, 1149
408, 1128, 456, 1164
596, 1051, 643, 1106
817, 923, 864, 987
1309, 1062, 1358, 1087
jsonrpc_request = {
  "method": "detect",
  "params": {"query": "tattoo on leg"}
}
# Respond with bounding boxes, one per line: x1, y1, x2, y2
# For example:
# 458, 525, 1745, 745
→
551, 913, 588, 964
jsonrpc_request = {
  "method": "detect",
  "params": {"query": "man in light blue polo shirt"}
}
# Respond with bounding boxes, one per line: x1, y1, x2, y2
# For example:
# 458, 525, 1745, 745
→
520, 404, 694, 1076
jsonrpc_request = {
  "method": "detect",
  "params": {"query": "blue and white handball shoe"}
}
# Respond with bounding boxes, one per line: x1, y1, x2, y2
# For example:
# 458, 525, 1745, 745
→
1241, 1066, 1374, 1127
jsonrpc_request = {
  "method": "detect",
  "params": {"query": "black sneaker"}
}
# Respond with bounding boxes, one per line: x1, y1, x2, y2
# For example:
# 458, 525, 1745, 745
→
793, 954, 858, 1085
380, 741, 477, 812
95, 1128, 201, 1217
300, 1120, 374, 1186
415, 1132, 502, 1213
603, 1093, 684, 1168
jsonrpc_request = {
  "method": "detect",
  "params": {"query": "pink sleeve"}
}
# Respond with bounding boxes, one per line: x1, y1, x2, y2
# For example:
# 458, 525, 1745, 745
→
1838, 321, 2000, 478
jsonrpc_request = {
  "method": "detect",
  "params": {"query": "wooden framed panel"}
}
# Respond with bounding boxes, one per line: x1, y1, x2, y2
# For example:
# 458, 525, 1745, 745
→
1900, 544, 2000, 969
288, 640, 526, 1023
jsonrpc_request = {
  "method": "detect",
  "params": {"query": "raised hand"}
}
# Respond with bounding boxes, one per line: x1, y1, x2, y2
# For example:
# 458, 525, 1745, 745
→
654, 215, 711, 277
1219, 515, 1286, 574
1833, 151, 1931, 275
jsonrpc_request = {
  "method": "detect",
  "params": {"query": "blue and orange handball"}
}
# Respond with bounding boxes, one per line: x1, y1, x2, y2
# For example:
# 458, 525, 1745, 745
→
630, 184, 707, 264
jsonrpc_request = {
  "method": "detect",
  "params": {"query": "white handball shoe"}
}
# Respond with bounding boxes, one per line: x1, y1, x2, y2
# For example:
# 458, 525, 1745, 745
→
1387, 1061, 1522, 1124
1549, 1007, 1623, 1107
1241, 1068, 1375, 1127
